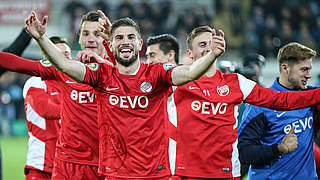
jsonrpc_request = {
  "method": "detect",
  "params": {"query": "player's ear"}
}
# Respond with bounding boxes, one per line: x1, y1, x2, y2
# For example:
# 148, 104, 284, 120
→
138, 39, 143, 51
186, 49, 193, 60
280, 63, 289, 74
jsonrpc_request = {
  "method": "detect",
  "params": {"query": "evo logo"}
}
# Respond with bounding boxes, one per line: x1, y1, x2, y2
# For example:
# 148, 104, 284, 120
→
70, 90, 95, 103
283, 116, 313, 134
191, 100, 228, 115
109, 95, 148, 109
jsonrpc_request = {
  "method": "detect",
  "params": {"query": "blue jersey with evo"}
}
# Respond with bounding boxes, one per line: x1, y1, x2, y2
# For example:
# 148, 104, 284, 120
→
238, 78, 317, 180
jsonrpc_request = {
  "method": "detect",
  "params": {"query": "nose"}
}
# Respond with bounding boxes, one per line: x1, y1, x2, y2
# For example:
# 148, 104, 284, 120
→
204, 44, 211, 53
146, 57, 153, 64
306, 72, 311, 79
87, 33, 96, 43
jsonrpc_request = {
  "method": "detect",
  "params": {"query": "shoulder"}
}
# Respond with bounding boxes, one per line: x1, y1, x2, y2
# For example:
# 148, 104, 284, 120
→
23, 77, 46, 98
242, 103, 269, 119
39, 59, 53, 67
147, 62, 176, 71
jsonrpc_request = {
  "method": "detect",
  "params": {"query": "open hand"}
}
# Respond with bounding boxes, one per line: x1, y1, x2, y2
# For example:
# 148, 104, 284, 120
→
97, 10, 112, 41
24, 11, 48, 40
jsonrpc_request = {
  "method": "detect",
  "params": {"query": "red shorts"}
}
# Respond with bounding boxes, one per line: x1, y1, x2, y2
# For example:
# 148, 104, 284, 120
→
52, 158, 105, 180
105, 175, 170, 180
24, 168, 51, 180
170, 176, 241, 180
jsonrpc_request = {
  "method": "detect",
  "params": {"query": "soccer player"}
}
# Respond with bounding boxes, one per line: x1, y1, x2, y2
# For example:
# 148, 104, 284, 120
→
167, 26, 320, 180
145, 34, 180, 176
146, 34, 180, 65
0, 11, 108, 179
23, 36, 69, 180
24, 10, 226, 179
238, 42, 319, 180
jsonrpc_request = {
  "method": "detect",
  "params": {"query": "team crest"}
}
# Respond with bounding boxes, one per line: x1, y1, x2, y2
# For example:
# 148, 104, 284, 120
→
140, 81, 152, 93
40, 60, 52, 67
86, 63, 99, 71
163, 63, 176, 71
217, 85, 229, 96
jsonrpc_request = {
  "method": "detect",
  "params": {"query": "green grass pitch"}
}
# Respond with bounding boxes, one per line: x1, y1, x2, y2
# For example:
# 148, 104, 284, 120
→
0, 136, 28, 180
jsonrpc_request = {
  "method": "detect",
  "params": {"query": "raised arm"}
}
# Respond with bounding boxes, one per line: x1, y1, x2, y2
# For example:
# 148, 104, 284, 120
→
171, 29, 225, 86
24, 11, 86, 82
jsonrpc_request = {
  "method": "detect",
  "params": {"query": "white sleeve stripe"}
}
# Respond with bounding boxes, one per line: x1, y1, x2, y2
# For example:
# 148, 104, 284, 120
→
26, 133, 45, 170
22, 77, 47, 99
167, 86, 177, 127
26, 102, 46, 130
169, 138, 177, 175
237, 74, 256, 100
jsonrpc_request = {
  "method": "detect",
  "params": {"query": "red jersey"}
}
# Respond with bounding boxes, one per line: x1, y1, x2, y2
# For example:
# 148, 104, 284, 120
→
171, 70, 320, 178
83, 62, 175, 178
23, 77, 62, 173
38, 60, 99, 165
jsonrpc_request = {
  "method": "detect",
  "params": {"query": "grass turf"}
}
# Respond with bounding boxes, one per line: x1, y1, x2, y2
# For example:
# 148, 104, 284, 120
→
0, 136, 28, 180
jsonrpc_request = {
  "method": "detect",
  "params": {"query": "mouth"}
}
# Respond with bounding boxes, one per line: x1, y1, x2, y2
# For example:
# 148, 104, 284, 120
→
302, 80, 308, 86
119, 48, 133, 57
86, 46, 97, 51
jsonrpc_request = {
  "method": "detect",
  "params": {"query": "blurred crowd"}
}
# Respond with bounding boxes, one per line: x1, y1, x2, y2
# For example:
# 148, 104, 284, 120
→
239, 0, 320, 57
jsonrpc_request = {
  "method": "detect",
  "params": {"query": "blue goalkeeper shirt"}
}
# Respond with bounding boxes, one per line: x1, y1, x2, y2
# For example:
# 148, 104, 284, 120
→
238, 78, 317, 180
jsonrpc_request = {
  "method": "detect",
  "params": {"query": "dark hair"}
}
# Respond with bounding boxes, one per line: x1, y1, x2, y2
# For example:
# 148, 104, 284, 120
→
186, 26, 212, 50
243, 53, 265, 67
110, 17, 141, 40
49, 36, 69, 45
277, 42, 316, 71
79, 11, 101, 34
147, 34, 180, 64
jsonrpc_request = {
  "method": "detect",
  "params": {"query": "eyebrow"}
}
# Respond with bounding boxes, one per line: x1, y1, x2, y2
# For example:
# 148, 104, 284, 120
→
82, 30, 98, 33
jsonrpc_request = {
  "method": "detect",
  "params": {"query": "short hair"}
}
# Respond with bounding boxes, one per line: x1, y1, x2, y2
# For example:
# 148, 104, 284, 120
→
49, 36, 69, 45
243, 53, 265, 68
110, 17, 141, 40
79, 11, 100, 34
147, 34, 180, 64
186, 26, 212, 50
277, 42, 316, 69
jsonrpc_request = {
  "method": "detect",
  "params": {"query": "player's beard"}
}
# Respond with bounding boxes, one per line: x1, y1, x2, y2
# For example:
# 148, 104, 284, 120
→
114, 51, 138, 67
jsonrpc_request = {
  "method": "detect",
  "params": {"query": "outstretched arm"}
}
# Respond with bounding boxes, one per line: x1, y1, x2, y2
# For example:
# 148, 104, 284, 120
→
0, 52, 39, 76
25, 11, 86, 82
171, 29, 225, 86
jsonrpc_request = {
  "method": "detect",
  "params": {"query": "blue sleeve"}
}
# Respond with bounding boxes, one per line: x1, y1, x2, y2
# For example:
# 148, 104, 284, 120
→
238, 104, 281, 165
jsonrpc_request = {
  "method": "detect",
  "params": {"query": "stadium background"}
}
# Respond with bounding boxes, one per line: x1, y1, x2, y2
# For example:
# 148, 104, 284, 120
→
0, 0, 320, 179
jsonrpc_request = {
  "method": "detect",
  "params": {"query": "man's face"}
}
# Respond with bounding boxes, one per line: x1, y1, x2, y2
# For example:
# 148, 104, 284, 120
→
110, 26, 142, 67
55, 43, 71, 59
287, 59, 312, 89
146, 44, 172, 64
79, 21, 105, 57
188, 32, 212, 61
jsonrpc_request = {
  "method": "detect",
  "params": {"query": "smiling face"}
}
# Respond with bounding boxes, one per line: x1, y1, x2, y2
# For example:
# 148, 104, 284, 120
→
187, 32, 212, 61
286, 59, 312, 89
79, 21, 105, 57
110, 26, 142, 67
